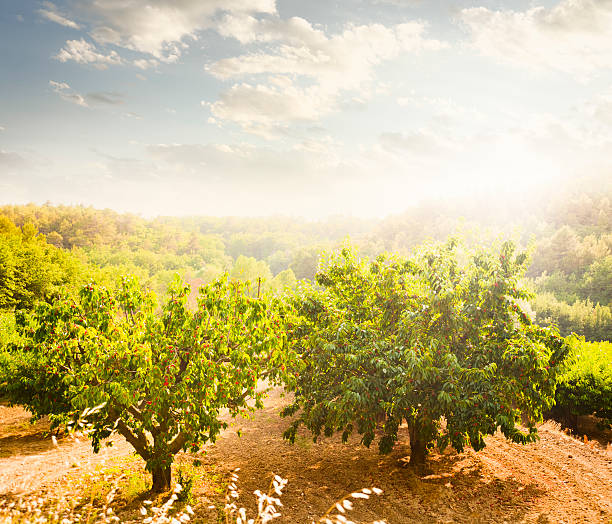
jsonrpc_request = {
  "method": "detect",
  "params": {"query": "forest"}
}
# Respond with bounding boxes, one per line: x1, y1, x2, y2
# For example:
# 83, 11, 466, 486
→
2, 176, 611, 340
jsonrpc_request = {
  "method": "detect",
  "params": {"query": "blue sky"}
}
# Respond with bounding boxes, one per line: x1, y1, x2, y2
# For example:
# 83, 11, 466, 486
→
1, 0, 612, 218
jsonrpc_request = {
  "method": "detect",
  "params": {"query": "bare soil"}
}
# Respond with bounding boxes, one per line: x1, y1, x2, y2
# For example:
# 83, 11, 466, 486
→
1, 391, 611, 523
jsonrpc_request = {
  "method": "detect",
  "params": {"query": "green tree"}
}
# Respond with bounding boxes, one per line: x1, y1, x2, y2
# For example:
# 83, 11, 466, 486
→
283, 241, 569, 467
289, 247, 321, 280
3, 276, 290, 491
0, 222, 84, 310
230, 256, 273, 294
582, 256, 612, 306
270, 269, 297, 293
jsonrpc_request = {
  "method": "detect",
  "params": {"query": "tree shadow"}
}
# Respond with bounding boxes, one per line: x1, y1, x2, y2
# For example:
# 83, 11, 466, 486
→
202, 419, 548, 524
410, 451, 546, 523
0, 431, 59, 458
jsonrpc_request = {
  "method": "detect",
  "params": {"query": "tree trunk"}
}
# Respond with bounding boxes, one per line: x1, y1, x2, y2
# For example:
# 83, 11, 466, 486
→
151, 466, 172, 493
408, 424, 426, 468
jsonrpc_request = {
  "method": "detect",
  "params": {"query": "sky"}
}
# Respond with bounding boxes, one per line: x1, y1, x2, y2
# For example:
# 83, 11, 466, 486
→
1, 0, 612, 218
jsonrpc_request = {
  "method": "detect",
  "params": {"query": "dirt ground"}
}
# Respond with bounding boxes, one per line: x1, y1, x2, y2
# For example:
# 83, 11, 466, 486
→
1, 390, 611, 523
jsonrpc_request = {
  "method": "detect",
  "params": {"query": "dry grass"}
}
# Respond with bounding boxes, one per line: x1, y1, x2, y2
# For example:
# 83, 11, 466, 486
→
0, 461, 384, 524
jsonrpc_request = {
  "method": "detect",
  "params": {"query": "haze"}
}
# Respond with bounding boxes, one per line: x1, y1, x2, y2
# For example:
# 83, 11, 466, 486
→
1, 0, 612, 218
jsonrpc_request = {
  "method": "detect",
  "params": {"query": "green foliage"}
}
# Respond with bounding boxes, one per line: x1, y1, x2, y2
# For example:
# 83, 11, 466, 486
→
289, 246, 322, 280
0, 312, 21, 348
283, 241, 569, 465
175, 466, 196, 503
549, 337, 612, 428
2, 276, 292, 491
2, 195, 611, 348
230, 256, 272, 289
582, 255, 612, 306
531, 292, 612, 341
0, 221, 84, 310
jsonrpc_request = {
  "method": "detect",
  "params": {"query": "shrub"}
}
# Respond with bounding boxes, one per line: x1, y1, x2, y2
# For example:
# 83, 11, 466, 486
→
549, 336, 612, 429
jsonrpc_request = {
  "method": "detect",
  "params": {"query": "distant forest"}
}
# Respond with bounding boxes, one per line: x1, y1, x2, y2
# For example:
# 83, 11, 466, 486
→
1, 175, 611, 341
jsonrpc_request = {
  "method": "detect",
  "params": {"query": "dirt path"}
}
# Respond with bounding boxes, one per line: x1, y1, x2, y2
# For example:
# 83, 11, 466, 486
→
0, 404, 133, 496
1, 391, 611, 523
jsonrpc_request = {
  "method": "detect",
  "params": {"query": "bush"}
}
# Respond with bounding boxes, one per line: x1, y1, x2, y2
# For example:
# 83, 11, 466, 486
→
549, 337, 612, 429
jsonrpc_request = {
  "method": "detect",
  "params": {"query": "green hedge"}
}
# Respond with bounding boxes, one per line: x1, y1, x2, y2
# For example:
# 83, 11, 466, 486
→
549, 337, 612, 429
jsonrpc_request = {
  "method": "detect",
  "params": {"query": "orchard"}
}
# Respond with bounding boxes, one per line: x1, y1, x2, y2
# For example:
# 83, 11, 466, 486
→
0, 239, 574, 493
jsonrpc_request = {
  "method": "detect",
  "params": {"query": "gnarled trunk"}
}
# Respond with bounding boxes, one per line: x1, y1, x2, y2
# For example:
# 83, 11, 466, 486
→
151, 466, 172, 493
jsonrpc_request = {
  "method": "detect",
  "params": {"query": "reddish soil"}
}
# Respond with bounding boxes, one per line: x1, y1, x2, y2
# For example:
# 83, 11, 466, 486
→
1, 391, 611, 523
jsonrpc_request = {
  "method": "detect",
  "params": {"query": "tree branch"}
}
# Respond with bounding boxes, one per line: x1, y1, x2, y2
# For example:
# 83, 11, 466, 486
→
106, 408, 151, 461
168, 430, 188, 455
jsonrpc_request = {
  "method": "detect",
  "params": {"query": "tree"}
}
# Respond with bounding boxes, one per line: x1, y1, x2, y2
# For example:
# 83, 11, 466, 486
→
4, 276, 290, 491
231, 256, 273, 286
282, 241, 569, 467
289, 247, 321, 280
0, 222, 84, 311
270, 269, 297, 293
582, 255, 612, 306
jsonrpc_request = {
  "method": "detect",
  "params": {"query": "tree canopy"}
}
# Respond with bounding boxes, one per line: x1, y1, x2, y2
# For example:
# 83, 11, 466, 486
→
2, 276, 292, 491
282, 241, 569, 465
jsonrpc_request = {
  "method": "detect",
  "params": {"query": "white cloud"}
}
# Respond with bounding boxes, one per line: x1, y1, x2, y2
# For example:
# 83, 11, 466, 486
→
460, 0, 612, 76
139, 141, 388, 216
54, 39, 123, 69
396, 92, 484, 123
206, 19, 446, 133
582, 88, 612, 130
133, 58, 159, 70
379, 129, 460, 156
0, 125, 5, 132
371, 0, 422, 5
208, 81, 332, 129
49, 80, 88, 107
38, 1, 80, 29
87, 92, 124, 105
77, 0, 276, 62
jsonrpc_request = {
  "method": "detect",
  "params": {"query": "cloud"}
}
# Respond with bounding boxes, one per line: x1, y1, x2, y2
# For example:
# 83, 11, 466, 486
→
86, 92, 124, 105
0, 125, 4, 132
133, 58, 159, 70
54, 39, 123, 69
379, 130, 459, 156
50, 82, 131, 108
206, 19, 446, 134
206, 81, 332, 134
74, 0, 276, 62
38, 1, 80, 29
459, 0, 612, 76
582, 88, 612, 130
49, 80, 88, 106
371, 0, 422, 5
396, 92, 484, 124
